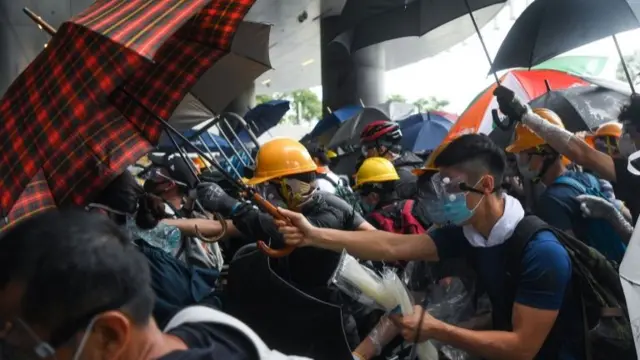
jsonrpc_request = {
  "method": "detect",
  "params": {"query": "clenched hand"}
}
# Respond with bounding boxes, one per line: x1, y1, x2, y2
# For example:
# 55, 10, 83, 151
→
275, 207, 319, 247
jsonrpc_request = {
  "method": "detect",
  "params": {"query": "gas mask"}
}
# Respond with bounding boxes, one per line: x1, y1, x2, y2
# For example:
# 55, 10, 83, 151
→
257, 178, 317, 210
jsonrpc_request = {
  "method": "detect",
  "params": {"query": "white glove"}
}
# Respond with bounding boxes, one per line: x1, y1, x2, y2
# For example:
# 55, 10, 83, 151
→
576, 195, 633, 240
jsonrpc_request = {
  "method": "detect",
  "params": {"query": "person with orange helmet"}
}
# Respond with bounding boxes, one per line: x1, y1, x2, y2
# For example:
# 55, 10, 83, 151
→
591, 122, 623, 157
505, 108, 627, 263
359, 120, 423, 199
195, 138, 375, 351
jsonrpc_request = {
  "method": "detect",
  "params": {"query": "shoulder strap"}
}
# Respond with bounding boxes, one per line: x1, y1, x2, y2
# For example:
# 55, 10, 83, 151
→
553, 175, 588, 193
506, 215, 551, 277
318, 172, 339, 187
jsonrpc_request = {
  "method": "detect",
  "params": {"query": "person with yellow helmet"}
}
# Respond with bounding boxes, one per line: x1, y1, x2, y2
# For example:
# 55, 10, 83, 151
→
195, 137, 375, 352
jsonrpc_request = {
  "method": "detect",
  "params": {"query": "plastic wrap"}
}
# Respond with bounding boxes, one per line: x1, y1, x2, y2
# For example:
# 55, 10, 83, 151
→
330, 251, 438, 360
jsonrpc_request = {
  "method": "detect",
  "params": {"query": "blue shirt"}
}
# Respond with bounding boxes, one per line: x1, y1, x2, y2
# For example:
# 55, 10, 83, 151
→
535, 171, 592, 232
430, 226, 583, 359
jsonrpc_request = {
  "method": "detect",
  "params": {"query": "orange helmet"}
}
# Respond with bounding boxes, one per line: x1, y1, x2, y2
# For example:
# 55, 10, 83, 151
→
246, 138, 317, 185
506, 108, 564, 153
594, 122, 622, 138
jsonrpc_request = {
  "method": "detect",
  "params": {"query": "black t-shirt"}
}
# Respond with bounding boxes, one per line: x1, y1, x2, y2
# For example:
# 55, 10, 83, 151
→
159, 322, 259, 360
232, 192, 365, 290
613, 157, 640, 223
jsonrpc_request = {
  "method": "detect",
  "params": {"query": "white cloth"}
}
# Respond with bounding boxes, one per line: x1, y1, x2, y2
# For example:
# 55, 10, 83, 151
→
462, 194, 525, 248
620, 216, 640, 356
165, 306, 313, 359
314, 171, 342, 194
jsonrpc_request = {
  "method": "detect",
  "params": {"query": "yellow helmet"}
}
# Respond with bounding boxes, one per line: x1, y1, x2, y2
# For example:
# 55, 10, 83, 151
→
413, 141, 449, 176
354, 157, 399, 188
506, 108, 565, 153
247, 138, 318, 185
326, 150, 338, 158
594, 122, 622, 138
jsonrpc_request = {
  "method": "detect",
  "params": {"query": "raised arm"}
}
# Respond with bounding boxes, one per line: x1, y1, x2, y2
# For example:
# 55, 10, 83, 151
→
276, 208, 439, 262
521, 111, 617, 182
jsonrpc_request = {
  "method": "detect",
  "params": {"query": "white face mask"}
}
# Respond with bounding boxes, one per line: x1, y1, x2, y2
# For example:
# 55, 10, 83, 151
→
515, 154, 538, 180
619, 133, 637, 158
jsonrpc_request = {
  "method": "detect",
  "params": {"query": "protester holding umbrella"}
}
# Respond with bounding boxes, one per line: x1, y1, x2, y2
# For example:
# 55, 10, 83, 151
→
359, 120, 423, 199
195, 138, 376, 348
505, 108, 628, 263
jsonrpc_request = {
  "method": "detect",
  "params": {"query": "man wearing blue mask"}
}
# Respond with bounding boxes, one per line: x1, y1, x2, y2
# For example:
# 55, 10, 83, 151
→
276, 134, 584, 360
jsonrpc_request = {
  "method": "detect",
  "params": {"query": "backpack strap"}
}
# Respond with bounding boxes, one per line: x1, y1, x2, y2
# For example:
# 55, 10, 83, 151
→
317, 172, 339, 188
506, 216, 551, 279
553, 175, 588, 193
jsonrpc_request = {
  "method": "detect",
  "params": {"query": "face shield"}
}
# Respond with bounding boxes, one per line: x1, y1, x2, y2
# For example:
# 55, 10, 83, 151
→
419, 172, 485, 226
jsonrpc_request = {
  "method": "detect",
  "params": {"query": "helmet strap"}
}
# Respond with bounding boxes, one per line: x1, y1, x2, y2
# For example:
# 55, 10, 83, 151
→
533, 152, 559, 184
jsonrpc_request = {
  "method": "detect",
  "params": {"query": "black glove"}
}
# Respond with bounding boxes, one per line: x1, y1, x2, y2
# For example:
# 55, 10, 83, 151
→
493, 85, 528, 122
196, 182, 240, 216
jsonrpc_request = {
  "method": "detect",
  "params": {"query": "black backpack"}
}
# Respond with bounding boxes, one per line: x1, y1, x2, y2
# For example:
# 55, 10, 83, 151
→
506, 216, 634, 360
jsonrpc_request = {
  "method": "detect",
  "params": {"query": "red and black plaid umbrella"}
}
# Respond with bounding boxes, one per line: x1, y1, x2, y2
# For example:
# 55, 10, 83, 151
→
0, 0, 256, 231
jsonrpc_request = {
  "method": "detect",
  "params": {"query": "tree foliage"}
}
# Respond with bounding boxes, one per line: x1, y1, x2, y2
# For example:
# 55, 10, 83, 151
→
616, 51, 640, 85
254, 90, 322, 124
387, 94, 450, 112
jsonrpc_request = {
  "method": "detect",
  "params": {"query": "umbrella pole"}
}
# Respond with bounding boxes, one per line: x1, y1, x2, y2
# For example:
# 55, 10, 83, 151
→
164, 130, 203, 182
23, 8, 55, 36
463, 0, 500, 84
612, 35, 636, 94
225, 113, 261, 149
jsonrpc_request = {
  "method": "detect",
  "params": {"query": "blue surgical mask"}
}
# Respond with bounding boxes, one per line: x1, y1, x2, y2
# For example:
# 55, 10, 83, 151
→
361, 201, 376, 215
442, 192, 478, 225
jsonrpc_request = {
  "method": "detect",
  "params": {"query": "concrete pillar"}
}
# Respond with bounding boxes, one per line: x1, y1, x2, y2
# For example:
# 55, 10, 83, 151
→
320, 16, 385, 117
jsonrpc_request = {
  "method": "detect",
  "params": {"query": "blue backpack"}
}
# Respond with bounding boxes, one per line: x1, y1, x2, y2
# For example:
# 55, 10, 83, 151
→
553, 174, 627, 264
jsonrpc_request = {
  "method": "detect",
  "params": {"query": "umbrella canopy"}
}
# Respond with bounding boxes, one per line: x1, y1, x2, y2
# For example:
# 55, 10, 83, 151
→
334, 0, 506, 53
0, 0, 256, 230
167, 21, 272, 131
490, 0, 640, 73
446, 69, 588, 142
157, 130, 231, 153
310, 105, 363, 139
328, 107, 392, 150
399, 111, 457, 152
374, 100, 416, 120
237, 99, 290, 141
528, 85, 629, 132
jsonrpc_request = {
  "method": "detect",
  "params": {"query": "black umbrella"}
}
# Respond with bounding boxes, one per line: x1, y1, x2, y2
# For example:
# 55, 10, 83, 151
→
327, 107, 391, 150
528, 85, 630, 132
333, 0, 506, 54
490, 0, 640, 92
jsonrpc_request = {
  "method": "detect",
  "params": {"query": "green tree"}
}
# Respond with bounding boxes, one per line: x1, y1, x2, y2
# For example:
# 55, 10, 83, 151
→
387, 94, 408, 103
413, 96, 450, 112
616, 51, 640, 85
255, 94, 274, 104
282, 89, 322, 124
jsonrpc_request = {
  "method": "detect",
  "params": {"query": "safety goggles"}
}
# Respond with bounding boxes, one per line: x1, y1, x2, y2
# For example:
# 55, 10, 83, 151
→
424, 172, 484, 200
593, 136, 619, 155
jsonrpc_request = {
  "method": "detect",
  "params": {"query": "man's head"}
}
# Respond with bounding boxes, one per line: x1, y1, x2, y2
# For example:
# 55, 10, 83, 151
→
591, 122, 622, 157
359, 120, 403, 159
506, 108, 569, 184
353, 157, 400, 213
0, 210, 155, 360
144, 154, 199, 201
618, 95, 640, 156
428, 134, 506, 226
247, 138, 318, 210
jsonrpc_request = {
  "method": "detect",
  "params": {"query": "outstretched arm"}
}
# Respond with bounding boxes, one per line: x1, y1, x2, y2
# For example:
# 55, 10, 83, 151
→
276, 208, 439, 262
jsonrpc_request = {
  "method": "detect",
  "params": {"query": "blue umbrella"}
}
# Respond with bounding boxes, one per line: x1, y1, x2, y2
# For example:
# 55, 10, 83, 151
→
237, 100, 290, 142
310, 105, 363, 138
399, 112, 456, 152
157, 129, 230, 153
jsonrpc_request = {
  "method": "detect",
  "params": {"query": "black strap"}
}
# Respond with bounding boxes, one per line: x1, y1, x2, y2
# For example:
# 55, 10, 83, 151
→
506, 216, 550, 284
317, 172, 339, 188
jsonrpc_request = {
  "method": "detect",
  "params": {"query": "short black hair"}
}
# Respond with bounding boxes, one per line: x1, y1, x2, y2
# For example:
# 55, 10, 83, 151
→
619, 94, 640, 127
434, 134, 506, 188
0, 210, 154, 338
305, 142, 330, 166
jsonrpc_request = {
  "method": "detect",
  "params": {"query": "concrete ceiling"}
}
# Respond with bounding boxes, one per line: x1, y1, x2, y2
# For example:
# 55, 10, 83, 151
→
246, 0, 505, 95
0, 0, 504, 96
